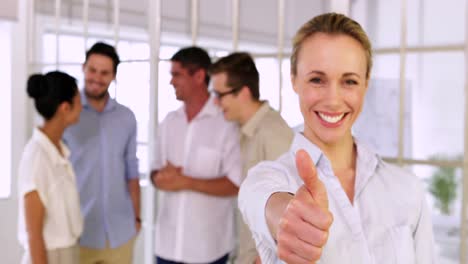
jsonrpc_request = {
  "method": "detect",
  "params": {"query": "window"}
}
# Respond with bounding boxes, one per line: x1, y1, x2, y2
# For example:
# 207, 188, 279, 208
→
410, 164, 462, 262
41, 31, 155, 173
280, 58, 303, 128
255, 58, 280, 110
406, 52, 464, 161
351, 1, 466, 262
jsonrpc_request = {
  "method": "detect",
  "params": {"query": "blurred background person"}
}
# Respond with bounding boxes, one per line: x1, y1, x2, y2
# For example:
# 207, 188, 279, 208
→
18, 71, 83, 264
63, 42, 140, 264
150, 46, 242, 264
210, 52, 293, 264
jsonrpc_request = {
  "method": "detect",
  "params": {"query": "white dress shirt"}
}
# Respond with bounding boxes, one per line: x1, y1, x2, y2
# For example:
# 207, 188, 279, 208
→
18, 128, 83, 251
239, 133, 436, 264
152, 97, 243, 263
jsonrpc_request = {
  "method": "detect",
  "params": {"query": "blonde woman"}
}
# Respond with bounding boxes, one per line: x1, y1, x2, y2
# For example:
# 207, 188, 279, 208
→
239, 13, 435, 264
18, 71, 83, 264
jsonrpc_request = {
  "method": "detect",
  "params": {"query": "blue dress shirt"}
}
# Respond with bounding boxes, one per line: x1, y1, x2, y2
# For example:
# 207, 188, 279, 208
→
64, 93, 139, 249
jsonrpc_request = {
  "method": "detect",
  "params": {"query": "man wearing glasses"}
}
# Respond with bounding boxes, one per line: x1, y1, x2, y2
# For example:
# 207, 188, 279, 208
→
150, 46, 242, 264
210, 52, 294, 264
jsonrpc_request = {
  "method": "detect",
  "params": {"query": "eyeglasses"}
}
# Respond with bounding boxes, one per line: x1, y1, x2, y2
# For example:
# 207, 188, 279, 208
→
211, 87, 242, 99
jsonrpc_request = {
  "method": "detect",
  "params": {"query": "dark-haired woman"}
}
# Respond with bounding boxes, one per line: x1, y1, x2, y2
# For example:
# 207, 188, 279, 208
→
18, 71, 83, 264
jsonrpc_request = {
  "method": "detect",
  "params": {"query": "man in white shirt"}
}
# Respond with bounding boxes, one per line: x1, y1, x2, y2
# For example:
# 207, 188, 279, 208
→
150, 46, 243, 264
210, 52, 294, 264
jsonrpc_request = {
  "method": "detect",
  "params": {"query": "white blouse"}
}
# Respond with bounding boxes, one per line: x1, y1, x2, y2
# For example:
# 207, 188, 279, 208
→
239, 133, 436, 264
18, 128, 83, 250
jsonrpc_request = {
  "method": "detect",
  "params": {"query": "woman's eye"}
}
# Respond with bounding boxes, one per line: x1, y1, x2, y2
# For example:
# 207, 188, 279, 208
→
345, 79, 358, 85
309, 77, 322, 84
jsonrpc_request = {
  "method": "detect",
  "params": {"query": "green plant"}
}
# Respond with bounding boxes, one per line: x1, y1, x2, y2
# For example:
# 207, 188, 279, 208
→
428, 166, 458, 215
426, 155, 462, 215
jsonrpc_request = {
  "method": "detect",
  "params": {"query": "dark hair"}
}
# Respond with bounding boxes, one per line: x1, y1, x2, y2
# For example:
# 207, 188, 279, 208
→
27, 71, 78, 120
85, 42, 120, 74
171, 46, 212, 85
209, 52, 260, 101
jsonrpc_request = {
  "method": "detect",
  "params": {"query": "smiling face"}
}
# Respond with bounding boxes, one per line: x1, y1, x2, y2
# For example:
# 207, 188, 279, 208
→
292, 33, 369, 147
83, 54, 116, 100
211, 72, 243, 122
170, 61, 204, 102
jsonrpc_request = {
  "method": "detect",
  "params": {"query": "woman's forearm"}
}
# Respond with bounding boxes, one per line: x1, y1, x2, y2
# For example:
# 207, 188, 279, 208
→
28, 234, 47, 264
24, 191, 47, 264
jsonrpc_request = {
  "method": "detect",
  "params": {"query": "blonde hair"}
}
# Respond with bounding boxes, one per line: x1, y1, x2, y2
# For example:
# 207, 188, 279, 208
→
291, 12, 373, 79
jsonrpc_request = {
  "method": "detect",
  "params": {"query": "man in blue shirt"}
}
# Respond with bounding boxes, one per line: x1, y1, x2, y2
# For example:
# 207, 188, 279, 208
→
64, 42, 140, 264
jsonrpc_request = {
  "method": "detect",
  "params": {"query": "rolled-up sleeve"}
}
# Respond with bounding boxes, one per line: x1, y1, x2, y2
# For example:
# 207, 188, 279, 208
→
151, 120, 167, 172
238, 160, 295, 264
19, 151, 44, 199
125, 113, 139, 180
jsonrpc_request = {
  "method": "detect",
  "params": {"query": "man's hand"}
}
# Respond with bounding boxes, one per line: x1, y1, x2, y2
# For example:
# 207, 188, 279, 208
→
153, 161, 187, 191
276, 149, 333, 264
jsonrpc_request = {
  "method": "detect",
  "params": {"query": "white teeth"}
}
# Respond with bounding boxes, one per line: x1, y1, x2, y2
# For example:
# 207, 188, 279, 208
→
318, 112, 345, 124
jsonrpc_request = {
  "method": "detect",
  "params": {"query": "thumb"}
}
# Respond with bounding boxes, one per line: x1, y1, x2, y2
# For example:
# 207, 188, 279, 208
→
296, 149, 329, 209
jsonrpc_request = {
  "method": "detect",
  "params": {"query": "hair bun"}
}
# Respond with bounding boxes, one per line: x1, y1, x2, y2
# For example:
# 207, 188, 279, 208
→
27, 74, 48, 99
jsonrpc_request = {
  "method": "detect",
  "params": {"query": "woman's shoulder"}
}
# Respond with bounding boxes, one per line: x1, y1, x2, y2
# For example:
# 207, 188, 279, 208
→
20, 137, 48, 165
377, 160, 426, 194
18, 138, 53, 187
378, 161, 416, 178
354, 139, 425, 193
